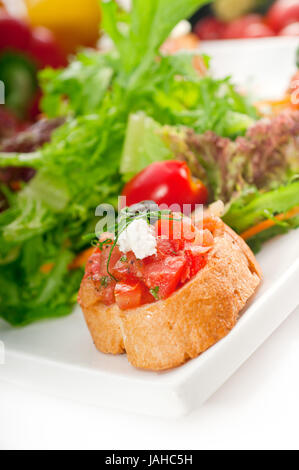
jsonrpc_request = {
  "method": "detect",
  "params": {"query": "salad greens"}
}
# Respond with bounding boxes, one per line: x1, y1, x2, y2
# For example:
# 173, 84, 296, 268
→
223, 180, 299, 252
223, 180, 299, 233
0, 0, 294, 326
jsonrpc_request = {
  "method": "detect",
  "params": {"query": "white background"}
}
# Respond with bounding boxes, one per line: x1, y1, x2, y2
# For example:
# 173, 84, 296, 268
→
1, 305, 298, 450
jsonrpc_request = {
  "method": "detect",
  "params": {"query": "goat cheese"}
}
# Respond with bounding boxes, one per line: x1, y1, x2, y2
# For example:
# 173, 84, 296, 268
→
118, 219, 157, 260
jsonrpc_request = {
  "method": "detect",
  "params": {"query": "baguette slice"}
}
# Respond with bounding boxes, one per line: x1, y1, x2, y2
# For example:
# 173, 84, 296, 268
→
78, 221, 262, 371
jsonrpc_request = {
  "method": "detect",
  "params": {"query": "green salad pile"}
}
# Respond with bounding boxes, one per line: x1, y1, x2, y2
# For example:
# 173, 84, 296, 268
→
0, 0, 298, 326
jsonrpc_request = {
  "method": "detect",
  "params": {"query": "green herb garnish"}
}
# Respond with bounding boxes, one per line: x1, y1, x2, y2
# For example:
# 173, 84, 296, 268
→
103, 205, 182, 281
100, 276, 109, 288
150, 286, 160, 300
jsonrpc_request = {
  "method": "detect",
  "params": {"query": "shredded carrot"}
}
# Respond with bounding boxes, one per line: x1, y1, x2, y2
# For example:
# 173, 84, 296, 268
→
241, 206, 299, 241
69, 246, 96, 270
9, 181, 22, 192
40, 262, 55, 274
255, 95, 299, 116
40, 247, 96, 274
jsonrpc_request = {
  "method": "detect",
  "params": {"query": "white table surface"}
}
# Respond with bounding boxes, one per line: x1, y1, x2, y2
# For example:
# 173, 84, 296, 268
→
1, 304, 298, 450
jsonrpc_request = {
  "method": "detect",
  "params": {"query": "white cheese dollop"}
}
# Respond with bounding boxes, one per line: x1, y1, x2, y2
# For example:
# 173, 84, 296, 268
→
118, 219, 157, 260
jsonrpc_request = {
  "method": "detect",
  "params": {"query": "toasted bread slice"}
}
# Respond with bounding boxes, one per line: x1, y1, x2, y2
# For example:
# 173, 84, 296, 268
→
79, 222, 262, 371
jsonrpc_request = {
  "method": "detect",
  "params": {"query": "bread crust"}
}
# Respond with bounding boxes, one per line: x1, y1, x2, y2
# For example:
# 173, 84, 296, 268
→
79, 223, 262, 371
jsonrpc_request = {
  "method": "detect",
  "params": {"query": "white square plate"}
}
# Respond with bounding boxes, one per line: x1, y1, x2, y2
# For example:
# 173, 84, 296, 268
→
0, 229, 298, 417
0, 38, 299, 417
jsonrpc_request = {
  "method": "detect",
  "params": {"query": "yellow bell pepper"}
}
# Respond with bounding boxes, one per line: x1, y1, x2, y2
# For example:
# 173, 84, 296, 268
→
24, 0, 101, 54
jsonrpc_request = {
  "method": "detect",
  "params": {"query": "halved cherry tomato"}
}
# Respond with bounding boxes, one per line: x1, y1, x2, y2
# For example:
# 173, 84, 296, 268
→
115, 281, 143, 310
122, 161, 208, 214
266, 0, 299, 33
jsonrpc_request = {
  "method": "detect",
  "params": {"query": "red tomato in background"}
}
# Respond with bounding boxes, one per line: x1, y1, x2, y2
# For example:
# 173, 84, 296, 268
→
122, 161, 208, 214
0, 11, 31, 50
279, 21, 299, 35
27, 27, 67, 69
266, 0, 299, 33
194, 16, 226, 40
0, 107, 19, 140
221, 14, 271, 39
240, 22, 275, 38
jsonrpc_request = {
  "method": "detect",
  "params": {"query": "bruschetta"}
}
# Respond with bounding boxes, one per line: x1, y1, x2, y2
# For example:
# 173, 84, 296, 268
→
78, 207, 262, 371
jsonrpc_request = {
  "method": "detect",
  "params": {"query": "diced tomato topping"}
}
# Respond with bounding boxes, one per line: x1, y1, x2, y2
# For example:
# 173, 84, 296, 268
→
86, 214, 215, 309
156, 237, 185, 257
112, 252, 145, 282
186, 248, 207, 277
85, 243, 120, 306
115, 281, 143, 310
97, 243, 121, 273
98, 280, 116, 306
194, 229, 214, 247
202, 215, 219, 234
155, 216, 196, 241
143, 256, 187, 299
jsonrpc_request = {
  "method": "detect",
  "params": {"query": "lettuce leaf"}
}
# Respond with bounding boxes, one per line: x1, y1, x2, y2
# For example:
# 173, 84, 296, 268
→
223, 180, 299, 234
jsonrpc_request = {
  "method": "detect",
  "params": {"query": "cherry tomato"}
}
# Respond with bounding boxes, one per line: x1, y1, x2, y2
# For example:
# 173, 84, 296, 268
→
0, 11, 31, 51
115, 281, 143, 310
279, 21, 299, 35
194, 16, 226, 40
266, 0, 299, 33
241, 23, 275, 39
122, 161, 208, 214
222, 15, 265, 39
27, 27, 67, 69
